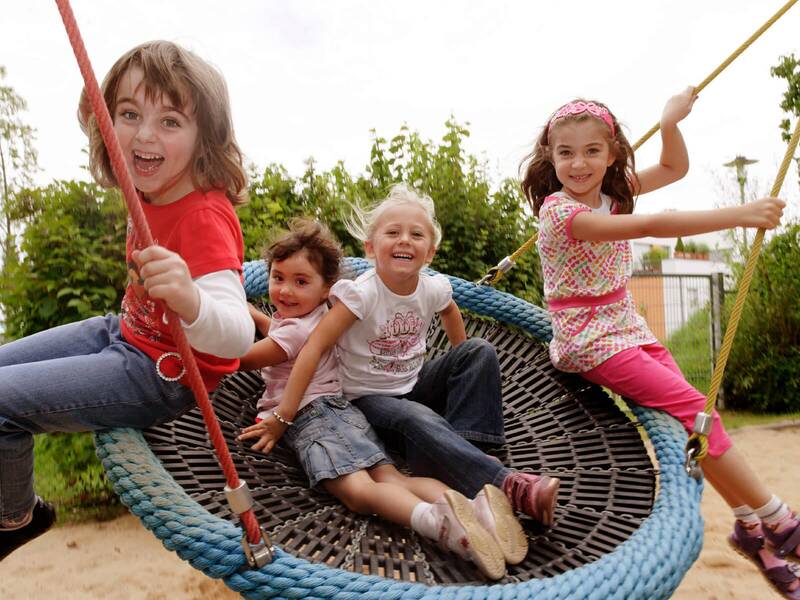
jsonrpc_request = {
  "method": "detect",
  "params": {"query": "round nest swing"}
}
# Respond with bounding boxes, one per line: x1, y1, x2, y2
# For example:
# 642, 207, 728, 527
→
94, 257, 704, 599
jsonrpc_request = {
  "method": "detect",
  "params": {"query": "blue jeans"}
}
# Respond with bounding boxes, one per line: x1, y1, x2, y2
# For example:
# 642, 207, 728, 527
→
284, 395, 390, 488
353, 338, 509, 498
0, 315, 195, 522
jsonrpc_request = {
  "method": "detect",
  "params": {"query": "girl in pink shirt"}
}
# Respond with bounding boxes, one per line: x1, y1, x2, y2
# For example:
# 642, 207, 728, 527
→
521, 88, 799, 598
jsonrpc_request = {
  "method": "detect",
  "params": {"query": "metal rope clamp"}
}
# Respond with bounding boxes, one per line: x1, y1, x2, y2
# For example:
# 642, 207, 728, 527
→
477, 256, 514, 286
684, 412, 713, 480
225, 481, 275, 568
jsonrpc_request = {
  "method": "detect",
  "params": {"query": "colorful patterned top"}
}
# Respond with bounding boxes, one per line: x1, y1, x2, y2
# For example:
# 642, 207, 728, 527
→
537, 192, 656, 372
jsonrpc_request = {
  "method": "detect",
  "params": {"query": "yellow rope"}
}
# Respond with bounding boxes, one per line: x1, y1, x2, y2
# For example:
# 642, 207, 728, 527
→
632, 0, 798, 152
688, 117, 800, 461
479, 0, 798, 286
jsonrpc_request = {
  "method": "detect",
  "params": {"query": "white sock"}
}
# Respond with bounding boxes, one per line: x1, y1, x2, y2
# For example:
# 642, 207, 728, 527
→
732, 504, 760, 528
755, 495, 791, 526
410, 502, 436, 539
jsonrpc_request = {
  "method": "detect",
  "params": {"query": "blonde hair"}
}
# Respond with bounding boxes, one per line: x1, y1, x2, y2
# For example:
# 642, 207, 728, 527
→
345, 184, 442, 248
78, 40, 248, 206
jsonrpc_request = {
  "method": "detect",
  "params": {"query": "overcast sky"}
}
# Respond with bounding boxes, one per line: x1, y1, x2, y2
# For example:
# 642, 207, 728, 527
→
2, 1, 799, 244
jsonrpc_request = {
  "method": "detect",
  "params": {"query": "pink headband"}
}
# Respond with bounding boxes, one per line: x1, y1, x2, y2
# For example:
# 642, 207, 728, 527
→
547, 101, 616, 138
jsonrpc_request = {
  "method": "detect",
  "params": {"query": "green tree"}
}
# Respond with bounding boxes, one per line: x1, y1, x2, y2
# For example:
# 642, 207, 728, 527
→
240, 119, 543, 304
724, 222, 800, 412
0, 67, 39, 277
0, 180, 126, 339
771, 54, 800, 186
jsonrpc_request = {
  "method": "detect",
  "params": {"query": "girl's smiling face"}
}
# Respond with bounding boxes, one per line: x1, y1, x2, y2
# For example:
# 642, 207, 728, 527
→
268, 250, 330, 319
549, 119, 616, 206
365, 204, 436, 295
113, 67, 199, 205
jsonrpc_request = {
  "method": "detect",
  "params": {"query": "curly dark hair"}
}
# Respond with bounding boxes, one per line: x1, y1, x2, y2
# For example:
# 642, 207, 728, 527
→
266, 218, 342, 285
520, 99, 638, 216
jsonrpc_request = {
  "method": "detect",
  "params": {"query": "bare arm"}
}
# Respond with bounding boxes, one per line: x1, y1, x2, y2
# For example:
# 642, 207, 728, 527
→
237, 302, 358, 454
248, 303, 272, 337
439, 300, 466, 347
571, 197, 785, 242
636, 87, 697, 195
276, 301, 358, 421
238, 338, 288, 371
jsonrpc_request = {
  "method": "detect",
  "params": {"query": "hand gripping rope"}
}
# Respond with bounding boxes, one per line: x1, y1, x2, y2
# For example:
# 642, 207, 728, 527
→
54, 0, 273, 567
478, 0, 798, 288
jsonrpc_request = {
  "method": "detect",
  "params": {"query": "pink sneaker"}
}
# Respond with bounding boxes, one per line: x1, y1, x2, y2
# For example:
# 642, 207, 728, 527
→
472, 484, 528, 564
501, 472, 560, 526
430, 490, 506, 580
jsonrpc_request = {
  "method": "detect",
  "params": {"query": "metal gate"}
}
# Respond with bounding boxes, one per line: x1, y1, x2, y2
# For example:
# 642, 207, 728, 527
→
629, 272, 725, 399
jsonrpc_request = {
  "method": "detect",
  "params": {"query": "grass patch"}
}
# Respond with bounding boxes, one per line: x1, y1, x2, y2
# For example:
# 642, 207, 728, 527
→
717, 409, 800, 431
34, 432, 122, 525
665, 308, 712, 394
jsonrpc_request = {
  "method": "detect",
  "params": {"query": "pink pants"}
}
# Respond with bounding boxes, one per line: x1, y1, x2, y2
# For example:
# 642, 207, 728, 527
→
583, 343, 731, 457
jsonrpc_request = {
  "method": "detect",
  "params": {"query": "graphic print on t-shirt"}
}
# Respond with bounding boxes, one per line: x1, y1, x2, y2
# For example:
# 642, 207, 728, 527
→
368, 311, 425, 374
121, 219, 160, 343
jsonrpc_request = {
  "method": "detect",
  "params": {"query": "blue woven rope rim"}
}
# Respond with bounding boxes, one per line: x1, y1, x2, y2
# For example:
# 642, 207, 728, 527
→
95, 258, 703, 599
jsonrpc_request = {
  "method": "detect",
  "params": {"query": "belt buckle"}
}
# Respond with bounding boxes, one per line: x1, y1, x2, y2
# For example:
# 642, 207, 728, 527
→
156, 352, 186, 382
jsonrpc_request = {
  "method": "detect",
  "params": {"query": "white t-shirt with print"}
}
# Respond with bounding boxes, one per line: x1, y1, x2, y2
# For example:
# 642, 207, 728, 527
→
330, 269, 453, 398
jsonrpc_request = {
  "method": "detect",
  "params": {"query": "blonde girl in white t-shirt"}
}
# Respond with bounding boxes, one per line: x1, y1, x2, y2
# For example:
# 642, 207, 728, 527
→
238, 217, 518, 579
242, 187, 562, 572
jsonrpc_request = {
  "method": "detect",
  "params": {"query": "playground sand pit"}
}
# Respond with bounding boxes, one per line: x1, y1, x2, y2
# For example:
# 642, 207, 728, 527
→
1, 424, 797, 599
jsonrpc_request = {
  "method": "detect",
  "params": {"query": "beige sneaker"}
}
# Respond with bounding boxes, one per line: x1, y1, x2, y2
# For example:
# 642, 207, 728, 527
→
430, 489, 506, 580
472, 484, 529, 564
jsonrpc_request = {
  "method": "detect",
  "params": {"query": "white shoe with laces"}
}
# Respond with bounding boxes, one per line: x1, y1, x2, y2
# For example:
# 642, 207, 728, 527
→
472, 484, 529, 564
429, 489, 506, 580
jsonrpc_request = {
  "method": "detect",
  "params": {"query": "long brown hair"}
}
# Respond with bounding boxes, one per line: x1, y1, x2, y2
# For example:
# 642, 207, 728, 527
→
520, 99, 637, 216
79, 40, 248, 206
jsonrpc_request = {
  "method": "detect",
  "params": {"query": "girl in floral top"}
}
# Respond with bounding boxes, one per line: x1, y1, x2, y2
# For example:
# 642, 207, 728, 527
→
521, 89, 800, 598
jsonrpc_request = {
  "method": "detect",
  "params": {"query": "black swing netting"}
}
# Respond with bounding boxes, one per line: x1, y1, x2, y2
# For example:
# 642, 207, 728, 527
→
141, 312, 656, 585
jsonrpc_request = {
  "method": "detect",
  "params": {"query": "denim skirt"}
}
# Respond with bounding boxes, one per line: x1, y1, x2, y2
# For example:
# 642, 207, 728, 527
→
283, 395, 392, 488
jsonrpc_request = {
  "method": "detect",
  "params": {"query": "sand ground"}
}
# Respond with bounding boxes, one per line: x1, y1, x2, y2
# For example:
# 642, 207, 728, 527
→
1, 424, 797, 599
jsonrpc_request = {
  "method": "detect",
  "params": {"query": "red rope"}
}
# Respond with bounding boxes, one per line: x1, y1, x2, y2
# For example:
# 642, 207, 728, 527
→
54, 0, 261, 544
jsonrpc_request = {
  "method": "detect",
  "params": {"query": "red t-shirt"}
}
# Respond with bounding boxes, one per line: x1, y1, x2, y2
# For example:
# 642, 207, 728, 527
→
120, 189, 244, 391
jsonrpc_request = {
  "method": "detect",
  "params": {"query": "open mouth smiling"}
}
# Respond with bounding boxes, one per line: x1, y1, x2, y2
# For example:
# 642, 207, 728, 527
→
133, 150, 165, 175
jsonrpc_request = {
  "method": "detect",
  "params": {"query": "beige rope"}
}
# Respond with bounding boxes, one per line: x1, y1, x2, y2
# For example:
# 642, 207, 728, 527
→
632, 0, 799, 152
479, 0, 798, 286
688, 117, 800, 461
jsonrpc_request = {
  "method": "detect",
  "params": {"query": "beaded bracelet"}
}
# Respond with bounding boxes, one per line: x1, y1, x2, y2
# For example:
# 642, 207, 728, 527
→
271, 409, 294, 427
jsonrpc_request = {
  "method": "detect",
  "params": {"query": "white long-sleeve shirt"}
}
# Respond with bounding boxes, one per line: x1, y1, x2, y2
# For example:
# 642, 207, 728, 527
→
181, 269, 254, 358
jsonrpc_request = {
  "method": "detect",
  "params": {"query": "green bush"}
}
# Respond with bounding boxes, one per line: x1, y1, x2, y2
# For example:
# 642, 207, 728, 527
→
0, 180, 126, 339
239, 119, 543, 304
723, 223, 800, 412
